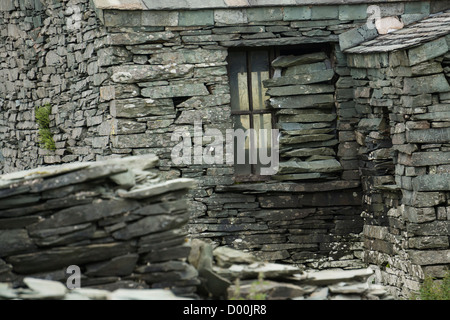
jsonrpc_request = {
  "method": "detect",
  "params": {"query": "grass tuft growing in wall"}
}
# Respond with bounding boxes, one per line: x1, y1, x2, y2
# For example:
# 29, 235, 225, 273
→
35, 104, 56, 151
411, 271, 450, 300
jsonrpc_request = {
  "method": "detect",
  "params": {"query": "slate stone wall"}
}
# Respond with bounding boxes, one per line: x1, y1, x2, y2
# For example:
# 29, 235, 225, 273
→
347, 35, 450, 299
1, 0, 446, 286
0, 0, 110, 173
0, 154, 199, 297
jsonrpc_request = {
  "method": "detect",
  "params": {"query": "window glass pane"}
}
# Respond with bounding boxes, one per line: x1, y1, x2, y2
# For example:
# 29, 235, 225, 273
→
250, 50, 270, 110
254, 114, 274, 175
229, 51, 250, 112
253, 114, 273, 150
233, 115, 252, 175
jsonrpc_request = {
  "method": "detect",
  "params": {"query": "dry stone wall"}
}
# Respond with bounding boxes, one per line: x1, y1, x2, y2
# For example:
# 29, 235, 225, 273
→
346, 33, 450, 299
0, 154, 199, 297
1, 0, 449, 297
0, 0, 110, 172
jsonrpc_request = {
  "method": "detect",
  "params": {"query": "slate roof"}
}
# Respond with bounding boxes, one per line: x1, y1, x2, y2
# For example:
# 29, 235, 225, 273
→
345, 9, 450, 53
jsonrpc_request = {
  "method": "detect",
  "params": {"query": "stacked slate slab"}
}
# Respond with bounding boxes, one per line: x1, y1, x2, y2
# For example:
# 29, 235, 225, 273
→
265, 51, 341, 181
0, 154, 199, 297
345, 10, 450, 299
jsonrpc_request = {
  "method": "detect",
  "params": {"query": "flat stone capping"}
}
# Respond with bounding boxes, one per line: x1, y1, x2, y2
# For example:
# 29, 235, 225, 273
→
92, 0, 430, 11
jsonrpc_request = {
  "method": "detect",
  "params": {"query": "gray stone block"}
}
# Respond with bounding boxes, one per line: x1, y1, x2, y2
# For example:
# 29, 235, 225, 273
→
179, 10, 214, 26
404, 1, 430, 14
149, 48, 227, 64
409, 236, 449, 250
339, 4, 368, 21
412, 174, 450, 191
246, 7, 283, 22
7, 243, 135, 274
270, 94, 334, 109
411, 152, 450, 166
108, 31, 176, 45
278, 159, 342, 174
401, 94, 432, 108
339, 25, 378, 51
104, 10, 142, 27
111, 64, 194, 84
311, 5, 339, 20
111, 133, 170, 149
0, 229, 36, 257
263, 70, 334, 87
402, 206, 436, 223
403, 74, 450, 95
141, 11, 179, 26
406, 127, 450, 144
283, 6, 311, 21
141, 83, 209, 99
0, 0, 15, 11
284, 61, 330, 76
409, 250, 450, 266
214, 9, 248, 25
408, 37, 449, 66
267, 84, 335, 97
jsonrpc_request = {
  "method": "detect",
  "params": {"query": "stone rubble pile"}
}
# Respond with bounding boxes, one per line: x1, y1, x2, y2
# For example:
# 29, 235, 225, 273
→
0, 241, 394, 300
189, 240, 394, 300
0, 154, 199, 297
0, 277, 191, 300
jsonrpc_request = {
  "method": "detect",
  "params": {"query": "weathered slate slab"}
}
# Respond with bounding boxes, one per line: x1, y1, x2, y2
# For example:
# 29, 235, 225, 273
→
108, 31, 176, 45
34, 225, 97, 247
111, 64, 194, 83
272, 52, 328, 68
111, 133, 170, 148
263, 70, 334, 87
280, 134, 335, 145
409, 250, 450, 266
111, 98, 174, 118
411, 152, 450, 166
7, 243, 135, 274
118, 179, 196, 199
407, 37, 449, 66
413, 112, 450, 121
0, 230, 36, 257
258, 190, 361, 208
278, 113, 336, 123
406, 127, 450, 143
412, 174, 450, 191
149, 48, 227, 64
267, 84, 335, 97
283, 147, 336, 157
403, 74, 450, 94
270, 94, 334, 109
283, 128, 334, 136
217, 180, 360, 193
27, 199, 140, 230
112, 213, 190, 240
220, 35, 339, 48
407, 221, 449, 236
284, 61, 330, 76
85, 254, 139, 277
141, 83, 209, 98
278, 159, 342, 174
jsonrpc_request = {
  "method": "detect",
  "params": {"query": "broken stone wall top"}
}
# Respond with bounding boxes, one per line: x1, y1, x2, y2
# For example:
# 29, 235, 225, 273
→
345, 9, 450, 54
90, 0, 446, 11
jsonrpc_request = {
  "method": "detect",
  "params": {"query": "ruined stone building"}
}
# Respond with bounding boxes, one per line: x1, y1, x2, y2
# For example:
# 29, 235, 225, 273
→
0, 0, 449, 298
